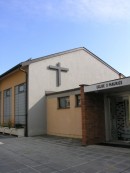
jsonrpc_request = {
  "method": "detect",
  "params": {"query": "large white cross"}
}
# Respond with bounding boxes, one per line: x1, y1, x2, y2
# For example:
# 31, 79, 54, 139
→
48, 63, 69, 86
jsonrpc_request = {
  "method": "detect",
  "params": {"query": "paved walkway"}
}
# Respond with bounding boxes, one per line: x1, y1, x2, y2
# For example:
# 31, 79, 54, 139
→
0, 134, 130, 173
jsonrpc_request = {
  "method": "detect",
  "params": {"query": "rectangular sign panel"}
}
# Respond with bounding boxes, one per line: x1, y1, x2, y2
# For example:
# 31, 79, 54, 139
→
84, 77, 130, 93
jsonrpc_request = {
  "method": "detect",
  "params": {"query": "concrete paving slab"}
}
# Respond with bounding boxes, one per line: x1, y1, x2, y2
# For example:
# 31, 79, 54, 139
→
0, 135, 130, 173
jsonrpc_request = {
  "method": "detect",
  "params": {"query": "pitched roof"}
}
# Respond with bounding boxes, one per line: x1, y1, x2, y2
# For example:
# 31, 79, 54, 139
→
0, 47, 125, 79
0, 63, 22, 79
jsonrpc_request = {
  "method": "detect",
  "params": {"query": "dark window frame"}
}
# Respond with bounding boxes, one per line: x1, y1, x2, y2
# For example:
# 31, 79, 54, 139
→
18, 84, 25, 93
58, 96, 70, 109
75, 94, 81, 107
6, 89, 11, 97
14, 83, 26, 126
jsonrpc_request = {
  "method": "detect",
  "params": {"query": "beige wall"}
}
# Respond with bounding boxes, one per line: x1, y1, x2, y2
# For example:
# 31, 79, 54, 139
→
0, 70, 26, 125
47, 94, 82, 139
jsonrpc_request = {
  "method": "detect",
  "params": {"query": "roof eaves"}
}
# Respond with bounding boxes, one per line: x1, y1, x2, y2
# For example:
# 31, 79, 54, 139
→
21, 58, 33, 67
23, 47, 84, 65
0, 47, 125, 79
0, 58, 32, 79
0, 63, 22, 79
46, 87, 81, 96
22, 47, 125, 77
82, 47, 125, 77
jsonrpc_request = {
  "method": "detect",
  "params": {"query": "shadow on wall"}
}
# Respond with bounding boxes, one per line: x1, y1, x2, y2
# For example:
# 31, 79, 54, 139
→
28, 96, 47, 136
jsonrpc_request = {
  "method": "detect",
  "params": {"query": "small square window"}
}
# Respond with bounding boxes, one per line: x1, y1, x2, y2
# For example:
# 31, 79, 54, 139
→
76, 95, 81, 107
58, 96, 70, 109
18, 84, 24, 93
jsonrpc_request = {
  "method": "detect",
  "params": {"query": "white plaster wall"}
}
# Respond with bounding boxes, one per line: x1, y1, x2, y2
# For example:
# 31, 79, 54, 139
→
28, 49, 119, 136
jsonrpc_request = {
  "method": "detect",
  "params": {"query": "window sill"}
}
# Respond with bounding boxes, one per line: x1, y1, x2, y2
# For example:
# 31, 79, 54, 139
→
57, 107, 70, 110
75, 106, 81, 108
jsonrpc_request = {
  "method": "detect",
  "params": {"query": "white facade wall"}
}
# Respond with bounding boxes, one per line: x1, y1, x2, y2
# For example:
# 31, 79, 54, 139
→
28, 49, 119, 136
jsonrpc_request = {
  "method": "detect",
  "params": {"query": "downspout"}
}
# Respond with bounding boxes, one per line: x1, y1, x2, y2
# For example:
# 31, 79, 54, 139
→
19, 67, 28, 137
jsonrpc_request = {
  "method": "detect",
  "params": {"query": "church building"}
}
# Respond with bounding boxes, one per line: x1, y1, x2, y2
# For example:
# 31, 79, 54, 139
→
0, 47, 129, 145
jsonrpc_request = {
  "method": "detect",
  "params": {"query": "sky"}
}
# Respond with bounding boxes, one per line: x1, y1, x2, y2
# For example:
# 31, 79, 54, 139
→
0, 0, 130, 76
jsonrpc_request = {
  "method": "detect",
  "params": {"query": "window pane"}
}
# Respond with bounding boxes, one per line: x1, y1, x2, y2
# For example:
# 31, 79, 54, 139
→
60, 98, 66, 108
15, 83, 26, 126
76, 95, 81, 107
6, 89, 10, 97
18, 84, 25, 93
4, 88, 12, 124
59, 96, 70, 108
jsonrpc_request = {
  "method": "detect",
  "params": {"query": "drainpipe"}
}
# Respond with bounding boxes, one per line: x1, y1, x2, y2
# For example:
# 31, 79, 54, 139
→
19, 67, 28, 137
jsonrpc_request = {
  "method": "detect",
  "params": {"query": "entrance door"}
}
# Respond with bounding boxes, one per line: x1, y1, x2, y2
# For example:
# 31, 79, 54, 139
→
110, 97, 130, 141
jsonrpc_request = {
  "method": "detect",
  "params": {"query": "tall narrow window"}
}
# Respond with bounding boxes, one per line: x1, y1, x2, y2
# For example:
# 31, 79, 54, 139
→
4, 88, 12, 124
15, 83, 26, 127
58, 96, 70, 109
75, 95, 81, 107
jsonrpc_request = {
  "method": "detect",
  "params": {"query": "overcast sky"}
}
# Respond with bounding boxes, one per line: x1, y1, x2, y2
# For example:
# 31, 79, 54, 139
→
0, 0, 130, 76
